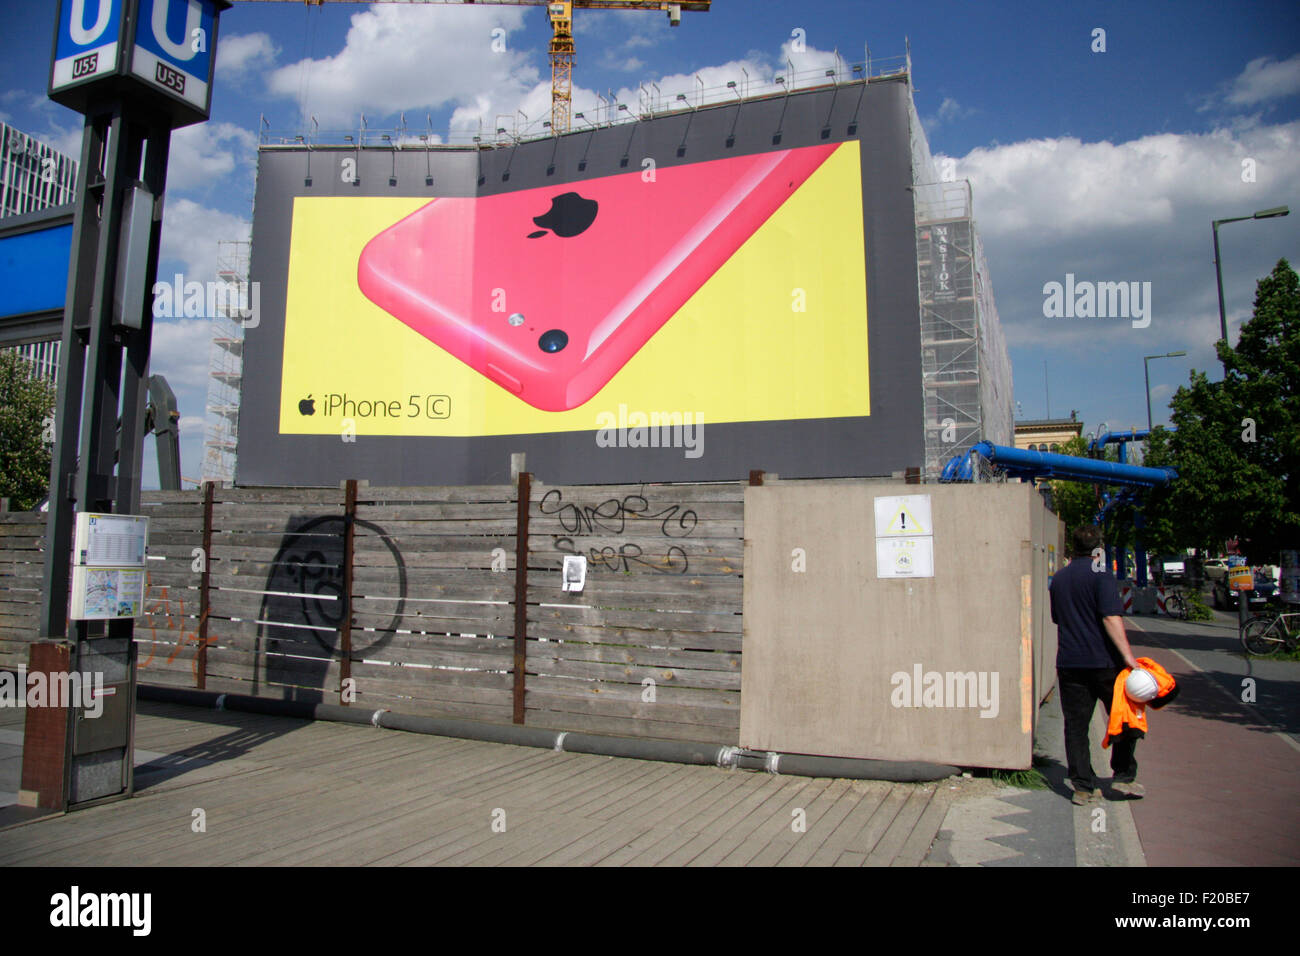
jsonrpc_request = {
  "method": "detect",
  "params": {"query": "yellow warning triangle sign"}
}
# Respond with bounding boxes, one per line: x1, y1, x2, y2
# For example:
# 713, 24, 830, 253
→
887, 506, 926, 535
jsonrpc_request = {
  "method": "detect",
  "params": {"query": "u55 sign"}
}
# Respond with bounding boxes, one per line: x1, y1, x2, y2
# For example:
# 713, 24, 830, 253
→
49, 0, 232, 127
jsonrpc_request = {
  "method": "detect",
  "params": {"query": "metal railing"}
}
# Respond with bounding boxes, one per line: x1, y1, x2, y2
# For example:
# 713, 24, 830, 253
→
258, 53, 910, 149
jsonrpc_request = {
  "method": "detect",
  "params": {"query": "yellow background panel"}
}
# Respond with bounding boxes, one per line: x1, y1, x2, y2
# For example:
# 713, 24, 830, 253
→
279, 140, 868, 436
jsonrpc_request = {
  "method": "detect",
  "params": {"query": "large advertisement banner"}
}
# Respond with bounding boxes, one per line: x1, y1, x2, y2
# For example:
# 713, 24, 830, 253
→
278, 141, 868, 440
240, 80, 924, 486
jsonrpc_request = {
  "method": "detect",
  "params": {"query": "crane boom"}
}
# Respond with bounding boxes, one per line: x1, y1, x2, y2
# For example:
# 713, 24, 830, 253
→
234, 0, 711, 133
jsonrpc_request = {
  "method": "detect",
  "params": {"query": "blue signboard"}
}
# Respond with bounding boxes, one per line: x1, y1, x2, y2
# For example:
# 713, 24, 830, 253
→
49, 0, 230, 127
0, 224, 73, 320
129, 0, 221, 113
51, 0, 125, 90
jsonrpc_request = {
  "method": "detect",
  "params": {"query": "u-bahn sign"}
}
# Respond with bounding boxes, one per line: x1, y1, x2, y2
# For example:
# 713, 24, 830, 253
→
49, 0, 231, 127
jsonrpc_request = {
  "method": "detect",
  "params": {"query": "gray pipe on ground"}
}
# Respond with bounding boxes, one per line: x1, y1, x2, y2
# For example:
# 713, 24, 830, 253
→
136, 685, 958, 782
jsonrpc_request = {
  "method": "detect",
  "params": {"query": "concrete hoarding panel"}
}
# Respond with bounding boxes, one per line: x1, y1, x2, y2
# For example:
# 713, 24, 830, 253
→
741, 481, 1062, 769
240, 79, 923, 486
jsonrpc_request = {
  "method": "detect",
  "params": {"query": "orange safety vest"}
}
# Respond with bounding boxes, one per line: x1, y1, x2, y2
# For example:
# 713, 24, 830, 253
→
1104, 657, 1178, 748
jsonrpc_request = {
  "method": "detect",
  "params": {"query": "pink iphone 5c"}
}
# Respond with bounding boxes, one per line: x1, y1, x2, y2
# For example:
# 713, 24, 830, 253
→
357, 142, 838, 412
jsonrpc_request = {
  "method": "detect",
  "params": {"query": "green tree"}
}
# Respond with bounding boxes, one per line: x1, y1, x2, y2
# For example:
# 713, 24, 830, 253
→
0, 350, 56, 511
1143, 258, 1299, 560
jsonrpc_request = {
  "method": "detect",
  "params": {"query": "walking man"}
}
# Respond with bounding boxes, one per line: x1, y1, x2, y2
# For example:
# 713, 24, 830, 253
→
1049, 525, 1144, 804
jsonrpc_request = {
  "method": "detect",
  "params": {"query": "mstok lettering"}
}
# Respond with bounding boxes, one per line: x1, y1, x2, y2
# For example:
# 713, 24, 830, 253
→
49, 886, 151, 937
889, 664, 999, 718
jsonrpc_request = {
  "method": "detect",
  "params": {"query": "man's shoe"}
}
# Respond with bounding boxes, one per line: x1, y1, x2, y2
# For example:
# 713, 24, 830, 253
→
1071, 788, 1099, 806
1112, 781, 1146, 799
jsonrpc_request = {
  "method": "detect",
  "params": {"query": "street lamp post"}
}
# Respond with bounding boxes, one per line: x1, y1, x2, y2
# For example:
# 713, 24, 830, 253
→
1210, 205, 1288, 633
1144, 351, 1186, 431
1212, 206, 1289, 371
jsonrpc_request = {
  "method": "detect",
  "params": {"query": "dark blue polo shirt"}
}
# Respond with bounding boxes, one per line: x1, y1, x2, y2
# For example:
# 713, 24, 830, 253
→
1049, 556, 1126, 668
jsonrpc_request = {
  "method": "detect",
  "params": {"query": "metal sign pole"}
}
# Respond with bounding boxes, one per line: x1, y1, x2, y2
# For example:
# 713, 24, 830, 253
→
23, 0, 230, 813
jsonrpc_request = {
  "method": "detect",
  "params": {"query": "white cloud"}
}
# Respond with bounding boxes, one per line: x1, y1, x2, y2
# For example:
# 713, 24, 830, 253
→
265, 5, 536, 128
216, 32, 280, 81
166, 122, 258, 193
943, 120, 1298, 364
1225, 54, 1300, 106
947, 121, 1300, 238
160, 198, 251, 281
149, 319, 213, 393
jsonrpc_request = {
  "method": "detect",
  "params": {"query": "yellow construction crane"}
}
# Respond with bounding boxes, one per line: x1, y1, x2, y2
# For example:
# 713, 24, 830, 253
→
236, 1, 712, 133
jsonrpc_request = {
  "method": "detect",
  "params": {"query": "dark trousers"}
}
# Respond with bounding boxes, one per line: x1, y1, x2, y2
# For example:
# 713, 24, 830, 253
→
1057, 666, 1138, 792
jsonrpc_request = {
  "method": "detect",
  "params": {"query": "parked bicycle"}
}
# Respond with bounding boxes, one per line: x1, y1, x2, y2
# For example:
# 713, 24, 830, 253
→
1240, 609, 1300, 656
1164, 587, 1193, 621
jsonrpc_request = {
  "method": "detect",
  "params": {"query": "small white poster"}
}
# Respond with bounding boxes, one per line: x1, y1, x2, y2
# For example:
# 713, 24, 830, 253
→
71, 566, 145, 620
874, 495, 932, 537
876, 537, 935, 578
874, 494, 935, 578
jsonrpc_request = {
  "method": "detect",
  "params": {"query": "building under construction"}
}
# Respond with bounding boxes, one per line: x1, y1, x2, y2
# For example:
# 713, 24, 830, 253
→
235, 55, 1012, 486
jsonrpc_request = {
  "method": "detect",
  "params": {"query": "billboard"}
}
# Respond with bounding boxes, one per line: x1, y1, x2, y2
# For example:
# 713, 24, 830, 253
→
240, 78, 925, 485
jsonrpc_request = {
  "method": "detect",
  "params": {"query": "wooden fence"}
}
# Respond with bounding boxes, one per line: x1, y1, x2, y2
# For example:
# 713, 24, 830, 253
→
0, 478, 745, 743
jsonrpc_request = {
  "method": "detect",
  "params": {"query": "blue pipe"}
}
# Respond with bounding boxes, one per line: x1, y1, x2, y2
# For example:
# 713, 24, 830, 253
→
969, 442, 1175, 488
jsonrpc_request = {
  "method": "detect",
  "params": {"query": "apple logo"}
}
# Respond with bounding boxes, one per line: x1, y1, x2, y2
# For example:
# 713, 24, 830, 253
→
528, 191, 598, 238
299, 394, 315, 416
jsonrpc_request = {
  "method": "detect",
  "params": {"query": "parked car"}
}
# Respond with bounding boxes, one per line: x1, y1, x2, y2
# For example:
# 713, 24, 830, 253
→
1211, 567, 1278, 610
1161, 558, 1186, 583
1202, 558, 1230, 582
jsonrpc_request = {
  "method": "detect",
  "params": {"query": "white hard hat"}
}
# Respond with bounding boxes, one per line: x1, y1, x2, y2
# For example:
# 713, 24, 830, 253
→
1125, 668, 1159, 703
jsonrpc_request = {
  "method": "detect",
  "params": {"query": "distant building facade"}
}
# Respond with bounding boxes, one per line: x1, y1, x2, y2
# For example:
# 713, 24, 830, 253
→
1, 123, 78, 384
1014, 416, 1084, 454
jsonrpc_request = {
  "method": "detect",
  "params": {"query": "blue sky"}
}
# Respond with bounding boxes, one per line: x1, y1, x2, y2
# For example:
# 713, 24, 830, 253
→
2, 0, 1297, 485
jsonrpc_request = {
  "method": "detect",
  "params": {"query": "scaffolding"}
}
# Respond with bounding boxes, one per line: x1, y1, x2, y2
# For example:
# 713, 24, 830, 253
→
201, 240, 248, 484
914, 180, 1013, 479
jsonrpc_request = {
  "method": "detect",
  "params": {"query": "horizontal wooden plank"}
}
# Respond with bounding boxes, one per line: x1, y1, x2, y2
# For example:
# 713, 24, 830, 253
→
355, 519, 519, 536
342, 628, 509, 655
525, 674, 739, 709
0, 535, 45, 551
525, 691, 738, 730
530, 604, 741, 635
0, 514, 47, 526
351, 607, 513, 634
353, 534, 513, 554
141, 490, 204, 504
525, 639, 740, 673
526, 621, 743, 653
351, 505, 516, 522
530, 482, 745, 502
208, 487, 345, 504
353, 549, 512, 570
203, 652, 513, 695
529, 518, 743, 539
525, 656, 740, 690
350, 567, 516, 595
528, 586, 740, 614
0, 591, 43, 609
0, 611, 40, 632
136, 502, 206, 518
354, 485, 517, 503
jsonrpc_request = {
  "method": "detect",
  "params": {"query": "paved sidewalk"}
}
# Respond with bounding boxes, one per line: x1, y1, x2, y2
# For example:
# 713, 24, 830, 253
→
0, 700, 961, 866
1123, 618, 1300, 866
